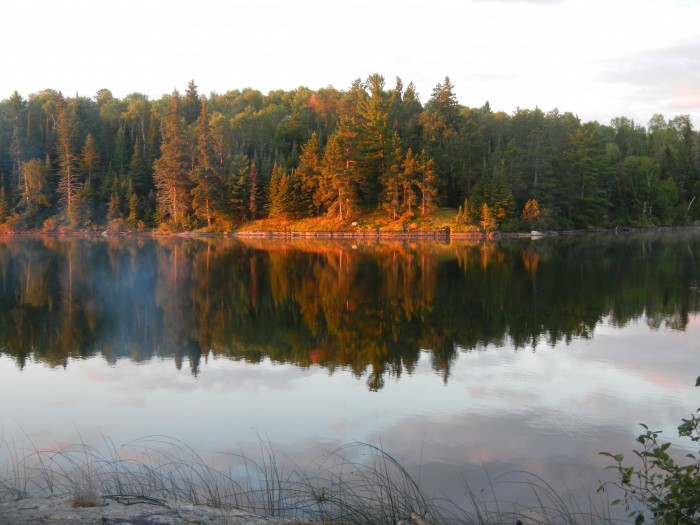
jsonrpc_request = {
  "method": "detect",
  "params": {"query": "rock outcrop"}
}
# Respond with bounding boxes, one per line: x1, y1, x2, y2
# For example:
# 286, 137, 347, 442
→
0, 495, 302, 525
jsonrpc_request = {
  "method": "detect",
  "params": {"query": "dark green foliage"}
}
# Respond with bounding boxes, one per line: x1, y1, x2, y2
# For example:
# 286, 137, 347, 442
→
600, 377, 700, 524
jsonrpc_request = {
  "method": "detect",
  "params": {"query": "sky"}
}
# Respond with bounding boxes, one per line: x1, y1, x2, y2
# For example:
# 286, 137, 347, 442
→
2, 0, 699, 128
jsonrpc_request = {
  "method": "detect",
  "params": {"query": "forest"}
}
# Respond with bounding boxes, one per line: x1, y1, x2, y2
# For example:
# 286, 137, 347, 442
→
0, 75, 698, 232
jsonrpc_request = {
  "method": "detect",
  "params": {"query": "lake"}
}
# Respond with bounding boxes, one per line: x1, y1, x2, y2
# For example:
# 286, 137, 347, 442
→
0, 232, 699, 520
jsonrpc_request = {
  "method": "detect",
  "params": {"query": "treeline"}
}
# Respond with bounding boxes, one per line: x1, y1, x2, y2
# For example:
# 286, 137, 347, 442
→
0, 75, 699, 232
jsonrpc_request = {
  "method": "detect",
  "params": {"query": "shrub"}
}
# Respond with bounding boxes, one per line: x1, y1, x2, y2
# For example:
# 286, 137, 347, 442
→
600, 376, 700, 524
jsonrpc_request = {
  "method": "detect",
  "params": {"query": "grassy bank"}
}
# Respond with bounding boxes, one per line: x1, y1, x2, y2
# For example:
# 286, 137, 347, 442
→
0, 434, 617, 525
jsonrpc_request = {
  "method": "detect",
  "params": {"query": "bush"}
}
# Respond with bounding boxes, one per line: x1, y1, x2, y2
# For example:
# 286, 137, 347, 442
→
600, 376, 700, 524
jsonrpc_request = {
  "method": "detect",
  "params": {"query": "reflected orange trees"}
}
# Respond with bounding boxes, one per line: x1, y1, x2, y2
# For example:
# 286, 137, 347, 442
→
0, 234, 699, 388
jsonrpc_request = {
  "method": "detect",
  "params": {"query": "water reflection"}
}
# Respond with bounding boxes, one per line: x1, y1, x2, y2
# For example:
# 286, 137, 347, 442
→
0, 233, 699, 389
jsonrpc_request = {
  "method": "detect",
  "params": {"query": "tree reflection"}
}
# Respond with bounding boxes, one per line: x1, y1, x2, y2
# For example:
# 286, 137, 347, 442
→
0, 233, 698, 388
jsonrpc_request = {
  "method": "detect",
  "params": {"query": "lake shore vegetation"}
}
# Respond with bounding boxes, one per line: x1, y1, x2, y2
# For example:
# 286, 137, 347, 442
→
0, 76, 698, 235
3, 382, 699, 524
0, 434, 615, 525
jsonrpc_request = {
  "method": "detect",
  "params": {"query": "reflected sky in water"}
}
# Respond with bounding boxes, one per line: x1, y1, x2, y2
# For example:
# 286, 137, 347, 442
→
1, 233, 699, 513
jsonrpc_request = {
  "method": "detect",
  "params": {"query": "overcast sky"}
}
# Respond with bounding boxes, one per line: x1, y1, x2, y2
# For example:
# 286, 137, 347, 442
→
3, 0, 699, 127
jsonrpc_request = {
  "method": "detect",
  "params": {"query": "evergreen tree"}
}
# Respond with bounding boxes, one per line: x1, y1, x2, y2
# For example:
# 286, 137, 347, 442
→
267, 163, 305, 219
55, 95, 81, 226
421, 76, 480, 205
354, 74, 391, 207
248, 161, 261, 219
183, 80, 202, 126
296, 132, 323, 216
153, 91, 192, 227
318, 134, 357, 221
107, 187, 122, 223
228, 154, 250, 223
389, 78, 423, 153
126, 179, 140, 227
112, 128, 129, 176
472, 157, 515, 224
146, 107, 161, 164
128, 138, 151, 196
415, 150, 438, 217
80, 133, 100, 186
562, 123, 613, 228
191, 103, 217, 227
380, 133, 404, 220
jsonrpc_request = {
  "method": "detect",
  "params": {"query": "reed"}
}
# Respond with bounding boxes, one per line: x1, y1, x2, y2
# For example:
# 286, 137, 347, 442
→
0, 434, 616, 524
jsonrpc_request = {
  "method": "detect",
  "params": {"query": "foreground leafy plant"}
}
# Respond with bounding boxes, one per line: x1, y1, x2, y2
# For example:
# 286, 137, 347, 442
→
600, 376, 700, 524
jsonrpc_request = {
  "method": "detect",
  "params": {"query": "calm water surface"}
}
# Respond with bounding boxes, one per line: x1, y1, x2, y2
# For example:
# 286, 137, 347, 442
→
1, 232, 699, 513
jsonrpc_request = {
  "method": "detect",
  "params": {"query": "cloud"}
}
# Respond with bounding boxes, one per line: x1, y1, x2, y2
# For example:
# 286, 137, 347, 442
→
599, 39, 700, 118
470, 0, 563, 3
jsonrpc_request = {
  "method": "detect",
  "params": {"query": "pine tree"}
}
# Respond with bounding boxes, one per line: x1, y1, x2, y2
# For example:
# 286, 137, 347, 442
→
380, 133, 404, 220
400, 148, 419, 219
107, 176, 123, 224
126, 179, 139, 227
80, 133, 100, 186
55, 95, 81, 227
112, 128, 129, 176
267, 163, 288, 218
416, 150, 438, 216
146, 107, 161, 164
248, 161, 261, 219
183, 80, 202, 126
562, 123, 613, 228
296, 132, 322, 216
128, 138, 151, 196
153, 91, 192, 227
429, 76, 459, 128
319, 134, 357, 221
355, 74, 391, 207
191, 103, 217, 227
472, 157, 515, 224
228, 155, 250, 223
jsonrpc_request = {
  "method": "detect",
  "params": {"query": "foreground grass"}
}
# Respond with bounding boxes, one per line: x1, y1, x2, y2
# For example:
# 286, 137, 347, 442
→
0, 435, 617, 525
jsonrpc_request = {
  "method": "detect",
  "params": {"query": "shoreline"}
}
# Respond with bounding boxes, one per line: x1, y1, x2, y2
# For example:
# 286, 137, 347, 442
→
0, 494, 300, 525
1, 225, 698, 241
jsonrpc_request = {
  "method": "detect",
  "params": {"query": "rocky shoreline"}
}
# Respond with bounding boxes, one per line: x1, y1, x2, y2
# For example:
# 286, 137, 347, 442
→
0, 495, 304, 525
